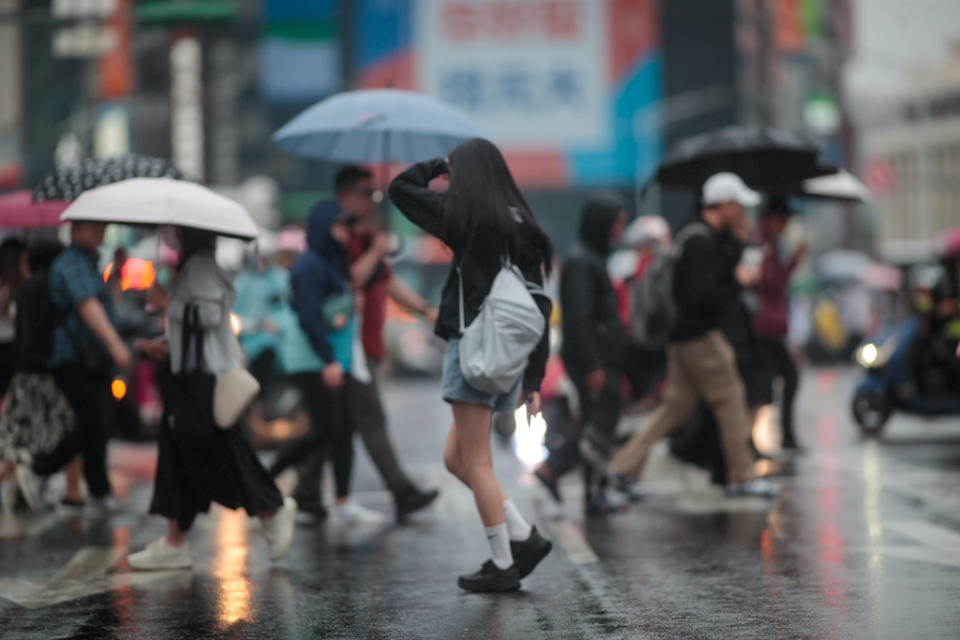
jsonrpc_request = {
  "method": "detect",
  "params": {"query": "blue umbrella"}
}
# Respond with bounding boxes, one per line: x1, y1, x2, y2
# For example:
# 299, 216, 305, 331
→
272, 89, 484, 164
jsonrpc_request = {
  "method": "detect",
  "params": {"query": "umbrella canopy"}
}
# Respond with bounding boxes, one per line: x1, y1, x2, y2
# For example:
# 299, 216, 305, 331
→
61, 178, 259, 240
0, 190, 68, 228
655, 125, 834, 190
801, 170, 872, 203
817, 249, 872, 284
273, 89, 484, 164
34, 155, 183, 202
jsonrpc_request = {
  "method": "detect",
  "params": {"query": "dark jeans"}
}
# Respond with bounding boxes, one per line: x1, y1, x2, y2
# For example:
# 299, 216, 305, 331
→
757, 338, 798, 443
294, 370, 416, 506
32, 363, 114, 498
544, 366, 622, 500
270, 372, 353, 499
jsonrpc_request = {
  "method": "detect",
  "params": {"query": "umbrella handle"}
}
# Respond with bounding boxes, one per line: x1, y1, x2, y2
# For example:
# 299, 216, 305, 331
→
380, 129, 392, 231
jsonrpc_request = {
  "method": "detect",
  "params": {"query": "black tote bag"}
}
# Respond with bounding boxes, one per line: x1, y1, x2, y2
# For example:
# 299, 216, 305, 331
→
165, 303, 217, 448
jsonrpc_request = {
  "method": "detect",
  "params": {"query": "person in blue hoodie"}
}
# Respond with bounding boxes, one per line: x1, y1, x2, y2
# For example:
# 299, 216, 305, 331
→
269, 201, 377, 522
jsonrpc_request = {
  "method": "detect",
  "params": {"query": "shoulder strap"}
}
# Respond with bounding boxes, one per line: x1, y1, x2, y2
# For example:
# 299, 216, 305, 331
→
180, 303, 206, 373
672, 223, 710, 257
457, 266, 465, 333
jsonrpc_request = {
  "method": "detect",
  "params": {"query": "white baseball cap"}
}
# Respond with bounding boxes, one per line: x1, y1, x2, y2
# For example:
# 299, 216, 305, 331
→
702, 172, 761, 208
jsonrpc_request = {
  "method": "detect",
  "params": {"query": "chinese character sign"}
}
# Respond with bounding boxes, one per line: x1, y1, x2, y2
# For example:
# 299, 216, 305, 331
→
417, 0, 607, 148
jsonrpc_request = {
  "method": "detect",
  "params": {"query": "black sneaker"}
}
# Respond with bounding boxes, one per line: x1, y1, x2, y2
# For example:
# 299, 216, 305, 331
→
584, 495, 626, 517
295, 498, 328, 523
510, 526, 553, 579
457, 560, 521, 593
613, 474, 647, 504
394, 487, 440, 522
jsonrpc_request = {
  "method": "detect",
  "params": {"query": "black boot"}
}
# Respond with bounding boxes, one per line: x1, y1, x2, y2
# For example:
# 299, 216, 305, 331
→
457, 560, 521, 593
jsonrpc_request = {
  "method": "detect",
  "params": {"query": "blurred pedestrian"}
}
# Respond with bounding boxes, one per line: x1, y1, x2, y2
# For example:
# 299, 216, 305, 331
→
128, 227, 296, 571
390, 138, 554, 593
271, 202, 382, 524
616, 216, 671, 404
0, 237, 28, 398
17, 221, 130, 511
753, 197, 806, 449
669, 208, 767, 483
533, 192, 629, 516
233, 235, 289, 386
610, 173, 779, 498
337, 165, 439, 520
927, 229, 960, 387
0, 240, 75, 499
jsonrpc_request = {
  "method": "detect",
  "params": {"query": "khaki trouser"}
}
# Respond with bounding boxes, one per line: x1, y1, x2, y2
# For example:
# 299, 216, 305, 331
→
611, 330, 755, 485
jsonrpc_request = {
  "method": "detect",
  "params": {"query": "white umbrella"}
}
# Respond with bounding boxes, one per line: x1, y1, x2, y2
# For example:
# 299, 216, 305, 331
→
60, 178, 258, 240
802, 170, 872, 203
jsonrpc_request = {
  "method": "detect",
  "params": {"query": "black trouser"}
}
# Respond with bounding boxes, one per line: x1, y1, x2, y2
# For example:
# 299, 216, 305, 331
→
270, 372, 353, 500
348, 365, 413, 495
0, 342, 16, 397
622, 344, 666, 401
544, 366, 621, 500
293, 370, 415, 506
32, 363, 114, 498
757, 338, 798, 444
248, 348, 277, 389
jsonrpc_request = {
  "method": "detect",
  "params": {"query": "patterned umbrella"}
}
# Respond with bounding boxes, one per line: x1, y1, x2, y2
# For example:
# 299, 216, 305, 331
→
33, 155, 183, 202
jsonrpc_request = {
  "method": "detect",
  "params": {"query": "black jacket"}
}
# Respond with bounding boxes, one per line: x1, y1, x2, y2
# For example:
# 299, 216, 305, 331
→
559, 197, 628, 376
389, 158, 552, 392
671, 221, 743, 342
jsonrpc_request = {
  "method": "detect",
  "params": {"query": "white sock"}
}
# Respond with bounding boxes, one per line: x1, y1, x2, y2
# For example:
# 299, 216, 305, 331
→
503, 499, 532, 541
485, 523, 513, 569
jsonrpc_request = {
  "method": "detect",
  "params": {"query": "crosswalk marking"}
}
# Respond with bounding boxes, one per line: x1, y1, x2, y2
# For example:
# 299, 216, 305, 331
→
0, 546, 189, 609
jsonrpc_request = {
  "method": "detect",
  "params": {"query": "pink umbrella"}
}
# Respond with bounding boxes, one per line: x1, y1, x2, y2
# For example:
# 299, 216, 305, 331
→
0, 190, 68, 228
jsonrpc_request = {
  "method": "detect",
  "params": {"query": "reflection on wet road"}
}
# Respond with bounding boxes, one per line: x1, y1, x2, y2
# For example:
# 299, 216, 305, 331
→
1, 368, 960, 639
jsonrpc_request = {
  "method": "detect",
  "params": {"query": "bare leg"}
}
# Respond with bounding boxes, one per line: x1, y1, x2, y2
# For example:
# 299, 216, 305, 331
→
450, 402, 505, 527
166, 519, 186, 547
0, 462, 13, 483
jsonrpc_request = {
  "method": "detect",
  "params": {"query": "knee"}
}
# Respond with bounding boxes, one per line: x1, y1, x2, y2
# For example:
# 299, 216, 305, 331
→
444, 449, 462, 478
457, 453, 492, 482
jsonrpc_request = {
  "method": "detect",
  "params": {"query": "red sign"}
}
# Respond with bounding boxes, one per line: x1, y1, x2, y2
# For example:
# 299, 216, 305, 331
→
439, 1, 581, 42
864, 159, 896, 196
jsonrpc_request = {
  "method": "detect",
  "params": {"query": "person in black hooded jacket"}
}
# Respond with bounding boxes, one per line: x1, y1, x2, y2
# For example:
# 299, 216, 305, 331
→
534, 192, 628, 516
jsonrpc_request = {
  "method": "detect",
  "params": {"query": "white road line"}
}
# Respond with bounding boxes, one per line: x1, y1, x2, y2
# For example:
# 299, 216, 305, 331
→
542, 519, 598, 565
886, 520, 960, 550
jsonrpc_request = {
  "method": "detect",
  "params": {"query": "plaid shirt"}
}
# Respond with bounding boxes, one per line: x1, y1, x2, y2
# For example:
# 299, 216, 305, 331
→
47, 244, 116, 370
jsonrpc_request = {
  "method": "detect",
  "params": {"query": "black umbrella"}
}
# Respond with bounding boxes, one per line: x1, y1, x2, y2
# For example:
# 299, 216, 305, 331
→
655, 125, 835, 190
33, 155, 183, 202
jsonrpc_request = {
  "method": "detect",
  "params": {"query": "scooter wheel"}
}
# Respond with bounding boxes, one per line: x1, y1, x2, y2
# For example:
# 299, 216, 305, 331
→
851, 391, 892, 437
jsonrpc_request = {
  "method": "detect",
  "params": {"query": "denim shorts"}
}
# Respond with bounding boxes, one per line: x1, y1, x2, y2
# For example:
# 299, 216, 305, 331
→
442, 338, 522, 413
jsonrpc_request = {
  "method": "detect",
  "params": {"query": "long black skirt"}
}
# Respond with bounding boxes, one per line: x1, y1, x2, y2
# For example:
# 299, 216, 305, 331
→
149, 419, 283, 532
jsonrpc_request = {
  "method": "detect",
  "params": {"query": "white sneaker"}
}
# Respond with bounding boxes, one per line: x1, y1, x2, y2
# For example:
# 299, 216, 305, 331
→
333, 499, 385, 526
262, 497, 297, 560
88, 495, 125, 514
15, 465, 48, 511
725, 478, 781, 499
128, 536, 193, 571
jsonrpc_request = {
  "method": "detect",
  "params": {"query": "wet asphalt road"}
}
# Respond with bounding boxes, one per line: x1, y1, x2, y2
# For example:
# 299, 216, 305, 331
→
2, 367, 960, 639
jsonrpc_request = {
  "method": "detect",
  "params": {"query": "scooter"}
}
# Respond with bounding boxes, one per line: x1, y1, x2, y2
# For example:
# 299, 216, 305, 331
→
851, 316, 960, 436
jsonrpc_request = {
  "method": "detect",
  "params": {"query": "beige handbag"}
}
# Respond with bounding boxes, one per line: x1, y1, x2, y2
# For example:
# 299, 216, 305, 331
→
213, 333, 260, 429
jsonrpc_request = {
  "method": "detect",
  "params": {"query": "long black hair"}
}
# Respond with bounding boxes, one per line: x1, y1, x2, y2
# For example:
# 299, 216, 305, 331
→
441, 138, 553, 271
